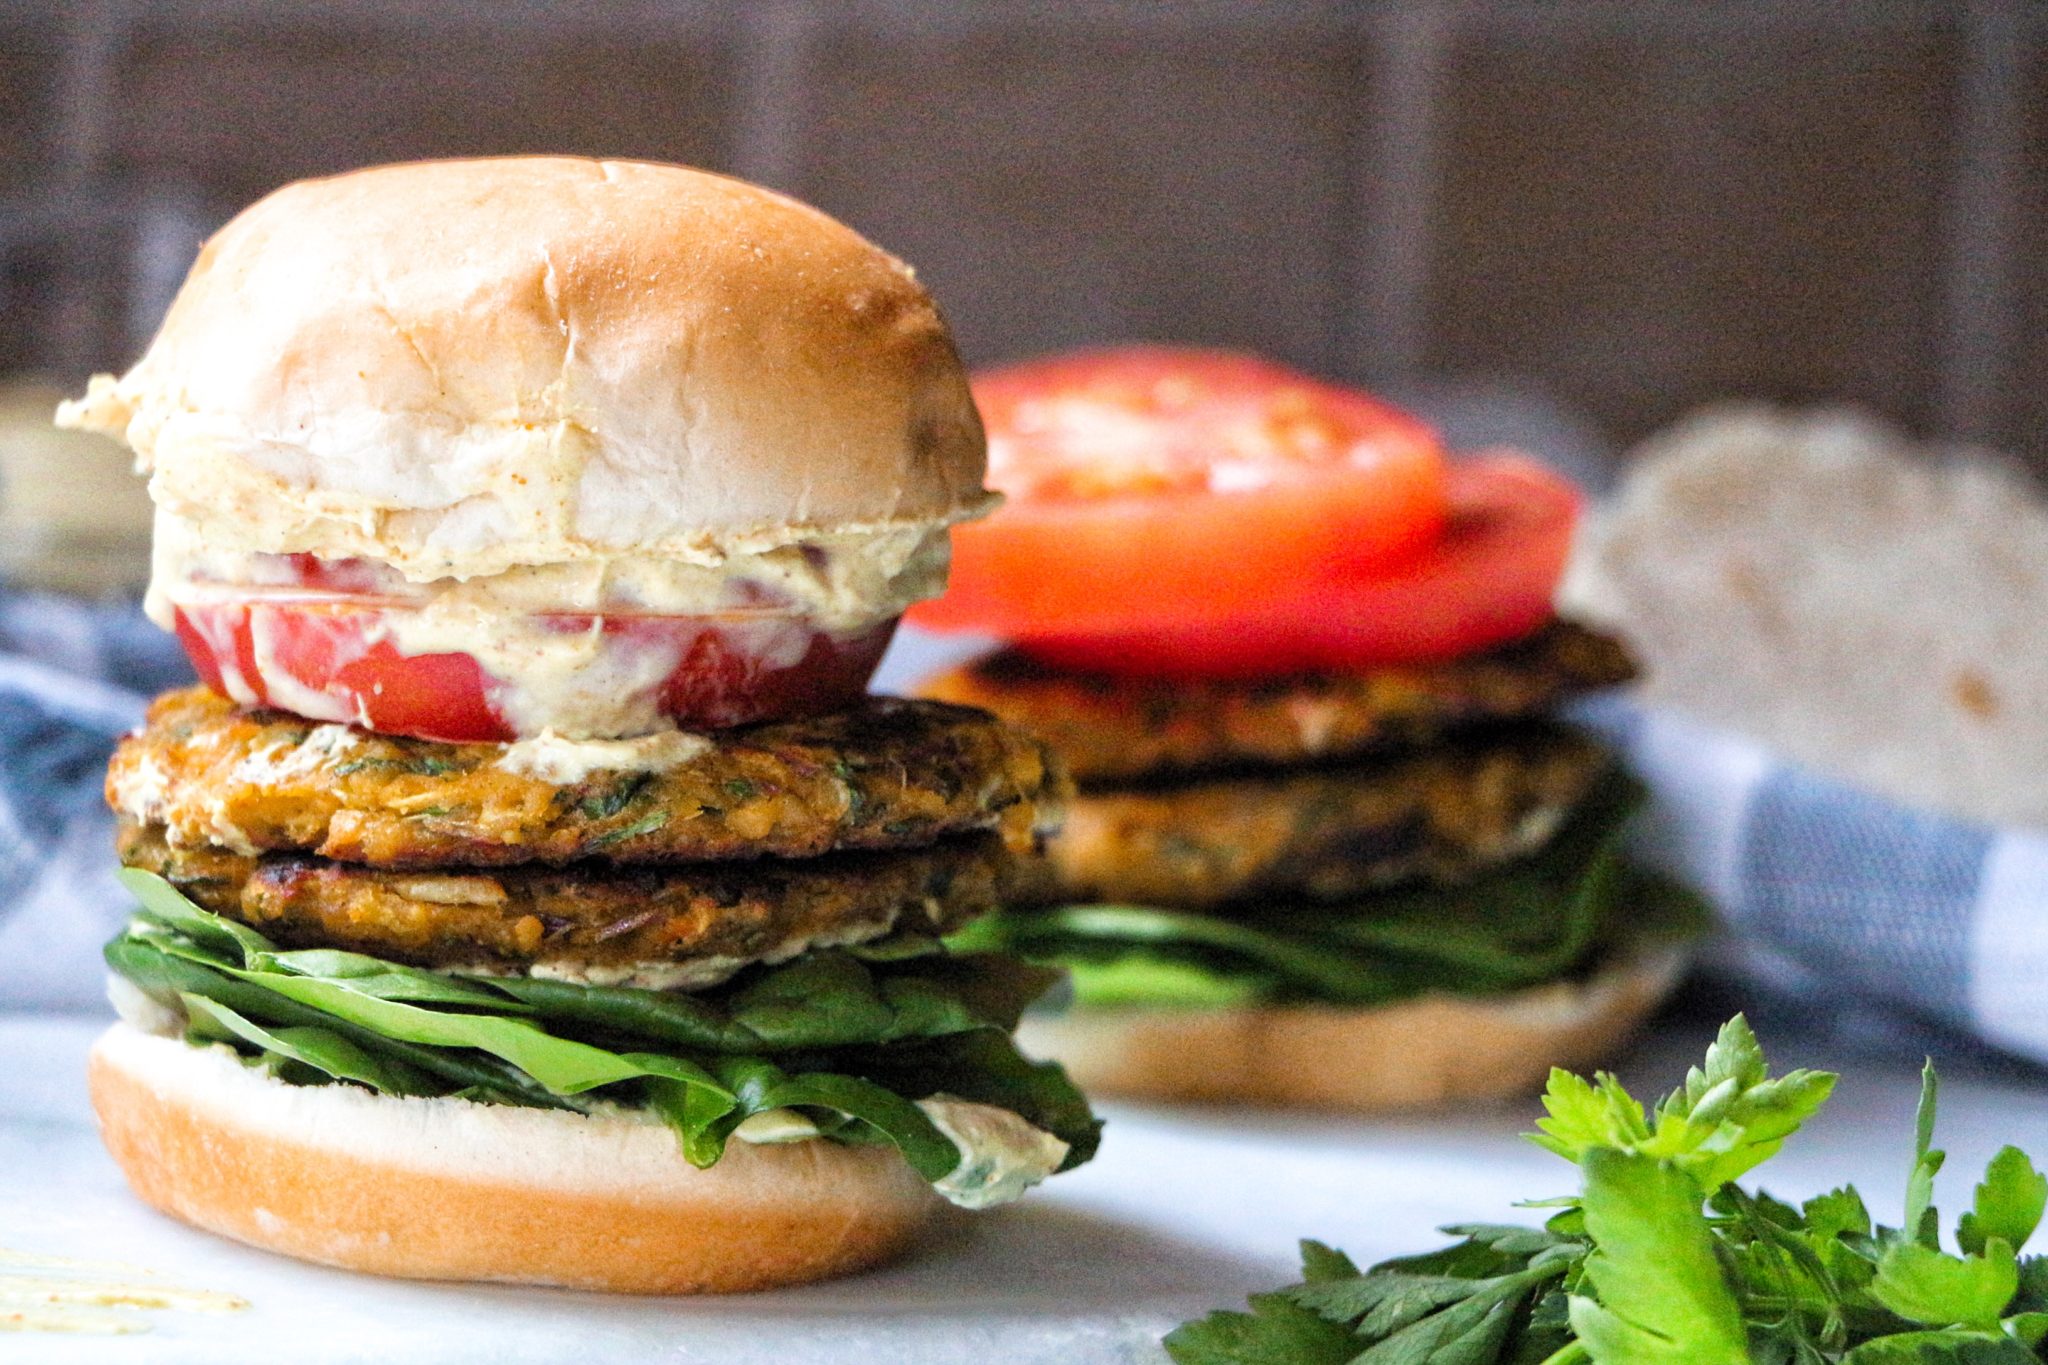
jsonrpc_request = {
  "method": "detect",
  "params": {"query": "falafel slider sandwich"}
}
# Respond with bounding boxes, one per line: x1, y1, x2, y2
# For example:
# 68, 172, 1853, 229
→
61, 157, 1099, 1293
914, 348, 1707, 1111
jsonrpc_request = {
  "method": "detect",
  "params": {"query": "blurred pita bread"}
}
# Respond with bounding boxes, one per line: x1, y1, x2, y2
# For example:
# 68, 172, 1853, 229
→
1566, 403, 2048, 829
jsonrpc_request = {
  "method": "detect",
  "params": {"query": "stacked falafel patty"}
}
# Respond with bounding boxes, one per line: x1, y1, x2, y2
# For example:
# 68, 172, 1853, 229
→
929, 621, 1705, 1014
104, 686, 1100, 1209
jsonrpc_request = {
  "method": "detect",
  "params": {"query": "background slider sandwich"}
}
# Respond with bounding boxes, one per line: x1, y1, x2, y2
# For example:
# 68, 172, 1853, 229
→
914, 347, 1705, 1110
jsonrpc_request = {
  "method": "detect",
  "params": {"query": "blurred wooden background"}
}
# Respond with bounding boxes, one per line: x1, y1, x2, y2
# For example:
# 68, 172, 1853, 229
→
0, 0, 2040, 473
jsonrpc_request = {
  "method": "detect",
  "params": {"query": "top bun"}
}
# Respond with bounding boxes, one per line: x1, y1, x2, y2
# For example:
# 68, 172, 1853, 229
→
59, 157, 990, 581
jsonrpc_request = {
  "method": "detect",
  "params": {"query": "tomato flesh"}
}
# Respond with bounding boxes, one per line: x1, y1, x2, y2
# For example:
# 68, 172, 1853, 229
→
655, 616, 897, 733
972, 347, 1444, 504
1013, 457, 1578, 677
909, 346, 1580, 677
174, 598, 896, 742
911, 347, 1449, 640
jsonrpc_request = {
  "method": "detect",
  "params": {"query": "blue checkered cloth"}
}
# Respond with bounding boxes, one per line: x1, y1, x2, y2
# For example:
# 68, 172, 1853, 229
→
0, 590, 191, 1010
1577, 695, 2048, 1069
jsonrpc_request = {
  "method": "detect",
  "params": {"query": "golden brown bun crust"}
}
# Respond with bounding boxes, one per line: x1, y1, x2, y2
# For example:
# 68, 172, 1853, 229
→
89, 1024, 940, 1293
1015, 948, 1683, 1111
61, 156, 989, 578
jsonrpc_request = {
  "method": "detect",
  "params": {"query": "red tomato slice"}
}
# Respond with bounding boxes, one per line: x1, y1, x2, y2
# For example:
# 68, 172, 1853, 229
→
174, 598, 895, 742
1014, 456, 1579, 677
910, 347, 1449, 638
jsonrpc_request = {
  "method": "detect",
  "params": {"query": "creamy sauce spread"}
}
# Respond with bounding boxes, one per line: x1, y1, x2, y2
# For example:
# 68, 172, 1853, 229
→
390, 609, 689, 739
0, 1248, 247, 1335
726, 1100, 1069, 1209
107, 974, 184, 1036
501, 909, 918, 992
149, 511, 950, 633
508, 956, 757, 993
918, 1097, 1071, 1210
149, 513, 944, 738
730, 1109, 830, 1145
494, 727, 713, 784
232, 723, 365, 784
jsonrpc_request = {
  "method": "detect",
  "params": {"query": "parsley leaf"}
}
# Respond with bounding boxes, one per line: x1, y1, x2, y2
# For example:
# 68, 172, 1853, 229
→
1162, 1288, 1360, 1365
1837, 1332, 2037, 1363
1164, 1233, 1579, 1365
1171, 1015, 2048, 1365
1870, 1242, 2018, 1333
1906, 1061, 1948, 1249
1570, 1149, 1750, 1364
1960, 1149, 2048, 1259
1528, 1015, 1836, 1191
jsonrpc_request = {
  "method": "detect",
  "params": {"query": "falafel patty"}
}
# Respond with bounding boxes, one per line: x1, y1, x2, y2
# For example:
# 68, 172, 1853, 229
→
118, 821, 1013, 987
110, 686, 1067, 870
1019, 725, 1612, 909
918, 620, 1634, 785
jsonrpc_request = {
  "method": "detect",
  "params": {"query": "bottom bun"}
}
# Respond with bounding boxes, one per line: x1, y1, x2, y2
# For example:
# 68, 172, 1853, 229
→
1015, 947, 1684, 1111
88, 1023, 942, 1293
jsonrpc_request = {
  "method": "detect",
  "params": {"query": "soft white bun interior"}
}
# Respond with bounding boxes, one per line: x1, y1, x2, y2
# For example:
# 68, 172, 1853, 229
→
88, 1022, 941, 1293
60, 157, 990, 582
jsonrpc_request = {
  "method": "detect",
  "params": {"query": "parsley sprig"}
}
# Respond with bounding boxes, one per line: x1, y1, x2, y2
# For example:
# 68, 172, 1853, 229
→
1166, 1017, 2048, 1364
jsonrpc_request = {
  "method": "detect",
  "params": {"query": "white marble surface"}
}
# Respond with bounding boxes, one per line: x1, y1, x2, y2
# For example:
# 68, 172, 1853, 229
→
10, 1013, 2048, 1362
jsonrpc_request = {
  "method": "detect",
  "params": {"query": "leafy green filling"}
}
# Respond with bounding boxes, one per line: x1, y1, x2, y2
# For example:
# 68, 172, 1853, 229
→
105, 869, 1100, 1189
951, 774, 1709, 1010
1167, 1016, 2048, 1364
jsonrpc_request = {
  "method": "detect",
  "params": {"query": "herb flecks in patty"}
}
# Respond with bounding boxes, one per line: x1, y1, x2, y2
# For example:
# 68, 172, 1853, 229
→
109, 687, 1068, 869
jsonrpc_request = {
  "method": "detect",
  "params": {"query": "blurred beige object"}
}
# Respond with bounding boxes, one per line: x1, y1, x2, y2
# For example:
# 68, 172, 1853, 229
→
0, 380, 153, 595
1565, 403, 2048, 829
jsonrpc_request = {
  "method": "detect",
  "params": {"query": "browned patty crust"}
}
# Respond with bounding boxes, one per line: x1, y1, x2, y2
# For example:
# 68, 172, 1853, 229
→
918, 619, 1634, 785
1022, 725, 1611, 909
118, 822, 1011, 980
109, 688, 1067, 871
